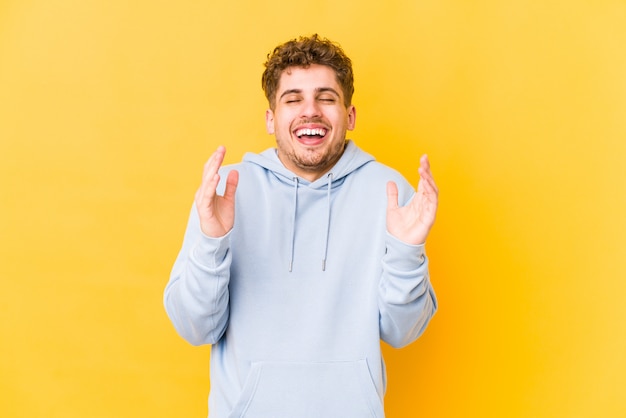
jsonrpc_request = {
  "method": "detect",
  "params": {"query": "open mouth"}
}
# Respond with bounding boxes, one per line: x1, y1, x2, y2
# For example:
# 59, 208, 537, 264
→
294, 127, 328, 145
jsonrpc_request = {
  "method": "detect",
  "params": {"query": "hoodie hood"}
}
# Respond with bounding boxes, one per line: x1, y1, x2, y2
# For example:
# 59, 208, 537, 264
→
241, 140, 375, 271
242, 140, 375, 188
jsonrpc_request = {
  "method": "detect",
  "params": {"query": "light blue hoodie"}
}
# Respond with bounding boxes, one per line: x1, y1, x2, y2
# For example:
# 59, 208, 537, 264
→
164, 141, 437, 418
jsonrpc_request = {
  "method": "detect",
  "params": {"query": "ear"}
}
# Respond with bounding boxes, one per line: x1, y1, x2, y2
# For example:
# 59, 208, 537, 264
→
347, 105, 356, 131
265, 109, 275, 134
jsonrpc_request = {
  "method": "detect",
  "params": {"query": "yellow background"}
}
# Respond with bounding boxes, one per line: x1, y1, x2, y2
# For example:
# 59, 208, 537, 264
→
1, 0, 625, 417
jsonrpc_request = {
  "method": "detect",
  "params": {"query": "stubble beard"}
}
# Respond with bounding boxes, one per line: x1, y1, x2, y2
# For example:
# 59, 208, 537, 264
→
279, 137, 347, 179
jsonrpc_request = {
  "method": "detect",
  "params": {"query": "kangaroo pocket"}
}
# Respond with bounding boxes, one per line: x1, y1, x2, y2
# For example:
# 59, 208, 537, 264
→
229, 359, 384, 418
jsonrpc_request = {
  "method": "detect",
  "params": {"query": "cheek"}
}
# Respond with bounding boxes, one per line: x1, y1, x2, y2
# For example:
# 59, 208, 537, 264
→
278, 116, 297, 134
272, 117, 293, 140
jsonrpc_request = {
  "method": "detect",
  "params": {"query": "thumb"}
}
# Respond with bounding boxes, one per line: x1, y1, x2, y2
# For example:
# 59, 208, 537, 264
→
386, 181, 399, 211
223, 170, 239, 201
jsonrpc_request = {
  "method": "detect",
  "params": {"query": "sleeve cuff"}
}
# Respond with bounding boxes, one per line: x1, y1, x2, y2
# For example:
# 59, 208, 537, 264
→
384, 232, 426, 271
191, 230, 232, 269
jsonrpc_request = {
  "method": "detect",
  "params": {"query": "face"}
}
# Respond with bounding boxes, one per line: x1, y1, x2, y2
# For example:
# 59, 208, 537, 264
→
265, 64, 356, 181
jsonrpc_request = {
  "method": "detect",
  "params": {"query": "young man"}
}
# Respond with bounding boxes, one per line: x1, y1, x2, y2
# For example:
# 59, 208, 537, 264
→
164, 34, 438, 418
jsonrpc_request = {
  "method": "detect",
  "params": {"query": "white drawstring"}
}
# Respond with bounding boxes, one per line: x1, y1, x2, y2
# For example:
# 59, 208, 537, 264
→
322, 173, 333, 271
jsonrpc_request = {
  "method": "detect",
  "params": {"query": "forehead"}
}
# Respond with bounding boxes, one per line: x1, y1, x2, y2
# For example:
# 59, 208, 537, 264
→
277, 64, 342, 94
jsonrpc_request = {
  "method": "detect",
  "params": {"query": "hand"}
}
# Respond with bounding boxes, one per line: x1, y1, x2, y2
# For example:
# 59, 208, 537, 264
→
194, 146, 239, 237
386, 154, 439, 245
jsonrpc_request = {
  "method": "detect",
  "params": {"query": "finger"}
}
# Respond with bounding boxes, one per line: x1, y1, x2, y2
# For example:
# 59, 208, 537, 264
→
195, 173, 219, 212
417, 155, 433, 180
197, 147, 227, 208
386, 181, 399, 210
223, 170, 239, 202
202, 145, 226, 183
418, 176, 438, 200
418, 168, 437, 191
420, 154, 430, 171
417, 155, 438, 195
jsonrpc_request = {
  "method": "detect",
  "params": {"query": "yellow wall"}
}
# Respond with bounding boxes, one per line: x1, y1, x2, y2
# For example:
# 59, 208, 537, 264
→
1, 1, 625, 417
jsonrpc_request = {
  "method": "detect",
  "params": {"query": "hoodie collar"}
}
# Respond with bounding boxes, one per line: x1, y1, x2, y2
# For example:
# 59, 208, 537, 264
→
243, 140, 374, 189
243, 140, 374, 271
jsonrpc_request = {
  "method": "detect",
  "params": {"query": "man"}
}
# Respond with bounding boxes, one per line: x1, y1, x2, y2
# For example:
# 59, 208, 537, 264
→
164, 34, 438, 418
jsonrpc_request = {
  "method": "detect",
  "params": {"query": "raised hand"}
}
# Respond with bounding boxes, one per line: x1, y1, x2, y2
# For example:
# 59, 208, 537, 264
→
386, 154, 439, 245
194, 146, 239, 238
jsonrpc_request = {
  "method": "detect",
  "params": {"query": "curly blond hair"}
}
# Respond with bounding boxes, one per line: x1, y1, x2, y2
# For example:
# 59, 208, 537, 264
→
261, 34, 354, 109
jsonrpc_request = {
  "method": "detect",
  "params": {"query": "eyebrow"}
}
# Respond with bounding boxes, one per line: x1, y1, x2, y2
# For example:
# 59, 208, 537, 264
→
279, 87, 341, 100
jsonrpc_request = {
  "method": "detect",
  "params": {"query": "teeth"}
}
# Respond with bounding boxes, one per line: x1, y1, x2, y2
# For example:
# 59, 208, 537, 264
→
296, 128, 326, 137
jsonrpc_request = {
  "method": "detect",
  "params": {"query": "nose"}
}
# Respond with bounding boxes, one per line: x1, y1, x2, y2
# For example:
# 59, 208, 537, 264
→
300, 98, 321, 119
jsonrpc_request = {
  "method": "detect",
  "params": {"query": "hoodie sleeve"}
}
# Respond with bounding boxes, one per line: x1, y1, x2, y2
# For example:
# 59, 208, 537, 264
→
163, 205, 232, 346
378, 232, 438, 348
